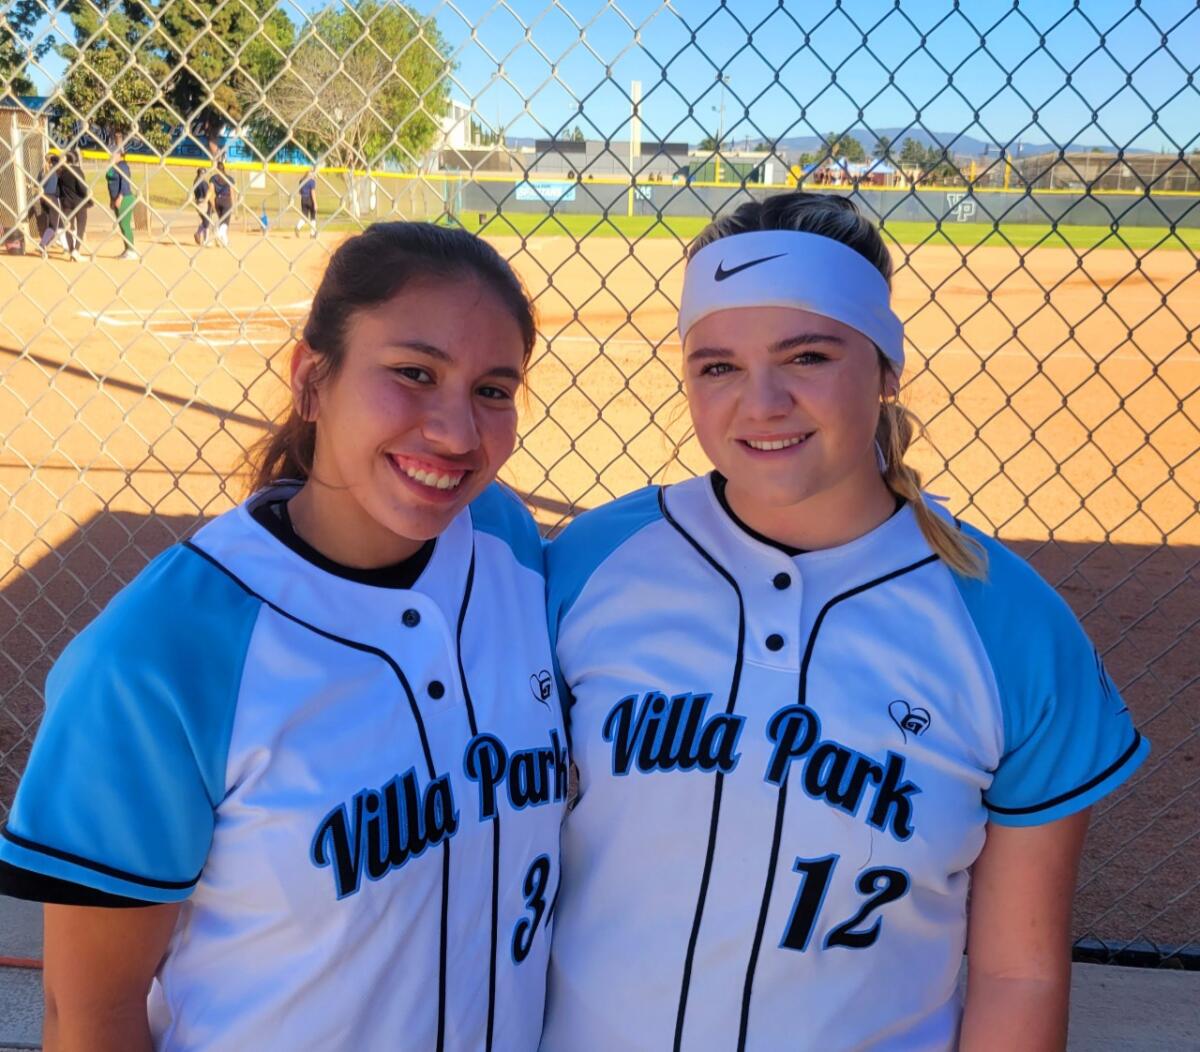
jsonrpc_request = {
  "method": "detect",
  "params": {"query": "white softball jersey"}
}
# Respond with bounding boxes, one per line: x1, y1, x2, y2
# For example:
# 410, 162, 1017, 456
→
541, 473, 1148, 1052
0, 482, 566, 1052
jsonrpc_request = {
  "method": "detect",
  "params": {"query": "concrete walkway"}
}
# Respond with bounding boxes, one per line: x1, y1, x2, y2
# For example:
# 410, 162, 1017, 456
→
2, 896, 1197, 1049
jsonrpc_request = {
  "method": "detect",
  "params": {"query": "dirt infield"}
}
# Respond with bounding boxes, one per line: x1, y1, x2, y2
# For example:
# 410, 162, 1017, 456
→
0, 227, 1196, 955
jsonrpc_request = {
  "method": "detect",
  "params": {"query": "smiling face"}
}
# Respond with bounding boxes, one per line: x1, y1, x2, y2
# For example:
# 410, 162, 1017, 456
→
683, 305, 897, 549
288, 275, 527, 567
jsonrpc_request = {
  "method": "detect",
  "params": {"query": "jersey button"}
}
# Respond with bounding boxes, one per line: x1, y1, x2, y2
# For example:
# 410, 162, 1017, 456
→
766, 633, 785, 652
772, 572, 792, 590
427, 680, 445, 700
402, 608, 421, 628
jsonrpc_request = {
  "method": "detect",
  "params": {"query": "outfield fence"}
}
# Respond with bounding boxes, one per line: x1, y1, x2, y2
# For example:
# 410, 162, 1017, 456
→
0, 0, 1197, 968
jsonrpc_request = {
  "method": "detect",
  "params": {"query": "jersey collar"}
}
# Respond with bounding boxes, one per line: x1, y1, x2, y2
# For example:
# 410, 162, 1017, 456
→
190, 482, 475, 659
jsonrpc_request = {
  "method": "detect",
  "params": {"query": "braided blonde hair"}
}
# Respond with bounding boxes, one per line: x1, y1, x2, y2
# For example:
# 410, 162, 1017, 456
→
689, 192, 987, 579
876, 390, 986, 578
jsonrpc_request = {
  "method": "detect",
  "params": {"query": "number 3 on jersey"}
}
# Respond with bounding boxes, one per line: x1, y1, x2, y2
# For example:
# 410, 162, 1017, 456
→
780, 854, 910, 952
512, 854, 553, 963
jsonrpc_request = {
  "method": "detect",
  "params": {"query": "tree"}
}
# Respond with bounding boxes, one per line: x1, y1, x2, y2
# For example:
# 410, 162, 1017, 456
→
56, 1, 174, 151
873, 135, 892, 161
470, 116, 499, 146
699, 134, 724, 153
899, 137, 927, 167
157, 0, 294, 150
824, 131, 866, 163
1, 0, 50, 97
570, 124, 584, 143
265, 0, 451, 210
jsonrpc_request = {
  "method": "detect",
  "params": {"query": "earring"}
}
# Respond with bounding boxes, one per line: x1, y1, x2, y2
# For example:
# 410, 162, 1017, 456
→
875, 439, 888, 473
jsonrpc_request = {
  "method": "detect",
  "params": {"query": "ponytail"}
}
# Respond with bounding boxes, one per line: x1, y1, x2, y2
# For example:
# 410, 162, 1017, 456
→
876, 397, 987, 579
248, 408, 317, 494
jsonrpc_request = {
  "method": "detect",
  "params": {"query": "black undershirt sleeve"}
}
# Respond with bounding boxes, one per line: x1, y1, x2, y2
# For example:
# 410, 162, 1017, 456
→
0, 859, 156, 908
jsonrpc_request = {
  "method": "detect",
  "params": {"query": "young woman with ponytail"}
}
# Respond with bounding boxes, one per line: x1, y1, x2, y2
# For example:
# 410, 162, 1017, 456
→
1, 223, 566, 1051
542, 193, 1148, 1051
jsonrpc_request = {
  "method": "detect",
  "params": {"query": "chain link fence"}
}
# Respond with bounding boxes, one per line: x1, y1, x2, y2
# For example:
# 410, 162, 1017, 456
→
1, 0, 1197, 967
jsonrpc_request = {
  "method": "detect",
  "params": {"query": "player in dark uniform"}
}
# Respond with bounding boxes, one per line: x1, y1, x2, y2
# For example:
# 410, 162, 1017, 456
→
296, 166, 319, 238
210, 160, 235, 247
191, 166, 213, 246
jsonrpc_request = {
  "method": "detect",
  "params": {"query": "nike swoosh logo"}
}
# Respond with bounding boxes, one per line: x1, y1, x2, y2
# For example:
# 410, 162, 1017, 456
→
714, 252, 787, 281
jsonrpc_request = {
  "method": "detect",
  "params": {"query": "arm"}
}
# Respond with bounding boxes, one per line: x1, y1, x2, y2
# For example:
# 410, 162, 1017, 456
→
960, 811, 1089, 1052
43, 902, 180, 1052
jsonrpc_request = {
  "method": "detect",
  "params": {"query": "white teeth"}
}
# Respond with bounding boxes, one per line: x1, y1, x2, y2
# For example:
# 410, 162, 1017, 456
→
398, 461, 465, 490
746, 436, 805, 451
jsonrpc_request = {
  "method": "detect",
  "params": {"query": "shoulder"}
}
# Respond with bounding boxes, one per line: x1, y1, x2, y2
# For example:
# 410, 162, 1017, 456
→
54, 541, 262, 703
946, 520, 1111, 743
546, 484, 664, 621
468, 482, 543, 578
947, 521, 1082, 644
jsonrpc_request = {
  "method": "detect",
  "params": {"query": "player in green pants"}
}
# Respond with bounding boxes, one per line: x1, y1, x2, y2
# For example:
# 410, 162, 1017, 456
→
105, 146, 138, 260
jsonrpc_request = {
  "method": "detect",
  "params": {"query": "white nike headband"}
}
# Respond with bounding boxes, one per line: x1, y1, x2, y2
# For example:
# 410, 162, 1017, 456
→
678, 229, 905, 370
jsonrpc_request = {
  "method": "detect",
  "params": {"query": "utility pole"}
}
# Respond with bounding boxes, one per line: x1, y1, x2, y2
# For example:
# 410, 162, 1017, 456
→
627, 79, 642, 218
713, 72, 730, 184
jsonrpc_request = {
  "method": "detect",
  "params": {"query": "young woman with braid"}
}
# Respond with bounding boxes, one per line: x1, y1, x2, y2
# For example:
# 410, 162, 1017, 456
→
542, 192, 1148, 1051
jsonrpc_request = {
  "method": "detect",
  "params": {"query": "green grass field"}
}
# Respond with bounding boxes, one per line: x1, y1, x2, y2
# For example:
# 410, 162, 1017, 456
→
450, 211, 1200, 251
103, 154, 1199, 252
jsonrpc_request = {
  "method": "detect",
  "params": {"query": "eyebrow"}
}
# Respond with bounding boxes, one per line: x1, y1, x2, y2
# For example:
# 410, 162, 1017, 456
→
387, 340, 523, 382
686, 331, 847, 362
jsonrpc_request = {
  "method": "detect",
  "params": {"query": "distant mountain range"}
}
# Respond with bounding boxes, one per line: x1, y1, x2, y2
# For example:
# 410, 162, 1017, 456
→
768, 128, 1152, 157
504, 128, 1153, 157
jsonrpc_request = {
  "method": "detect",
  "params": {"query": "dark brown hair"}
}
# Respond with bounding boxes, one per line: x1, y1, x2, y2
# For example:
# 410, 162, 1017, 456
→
687, 192, 984, 577
250, 221, 537, 492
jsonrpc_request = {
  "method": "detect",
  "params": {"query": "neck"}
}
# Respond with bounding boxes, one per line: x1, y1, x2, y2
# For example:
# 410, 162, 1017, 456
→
287, 480, 425, 568
721, 468, 899, 551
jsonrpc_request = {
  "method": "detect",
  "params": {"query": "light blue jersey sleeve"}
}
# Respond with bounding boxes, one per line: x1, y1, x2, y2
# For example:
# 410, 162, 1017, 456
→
0, 545, 260, 901
470, 481, 545, 579
544, 486, 664, 731
952, 526, 1149, 827
546, 485, 664, 652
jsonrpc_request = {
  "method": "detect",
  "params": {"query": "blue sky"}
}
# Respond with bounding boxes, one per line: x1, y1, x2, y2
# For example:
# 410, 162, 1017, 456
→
26, 0, 1200, 152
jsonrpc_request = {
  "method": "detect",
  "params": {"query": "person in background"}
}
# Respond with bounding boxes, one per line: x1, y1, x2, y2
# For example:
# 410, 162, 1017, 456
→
210, 159, 235, 247
296, 165, 318, 238
36, 154, 63, 260
105, 146, 138, 260
192, 165, 213, 247
56, 150, 92, 262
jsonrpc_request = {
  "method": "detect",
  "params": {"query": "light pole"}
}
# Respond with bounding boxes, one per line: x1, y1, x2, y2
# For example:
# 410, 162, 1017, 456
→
712, 72, 730, 184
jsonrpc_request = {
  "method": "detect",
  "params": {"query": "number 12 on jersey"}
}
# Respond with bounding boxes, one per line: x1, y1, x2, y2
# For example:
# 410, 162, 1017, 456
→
780, 855, 910, 952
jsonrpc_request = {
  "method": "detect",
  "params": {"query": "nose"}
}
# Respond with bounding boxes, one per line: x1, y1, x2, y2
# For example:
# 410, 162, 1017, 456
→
422, 387, 481, 454
742, 365, 794, 419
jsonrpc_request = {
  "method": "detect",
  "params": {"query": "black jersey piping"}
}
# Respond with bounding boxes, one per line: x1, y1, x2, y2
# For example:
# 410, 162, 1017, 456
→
985, 732, 1145, 816
711, 473, 906, 558
657, 488, 748, 1052
0, 825, 199, 891
454, 546, 501, 1052
736, 553, 939, 1051
183, 540, 449, 1050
